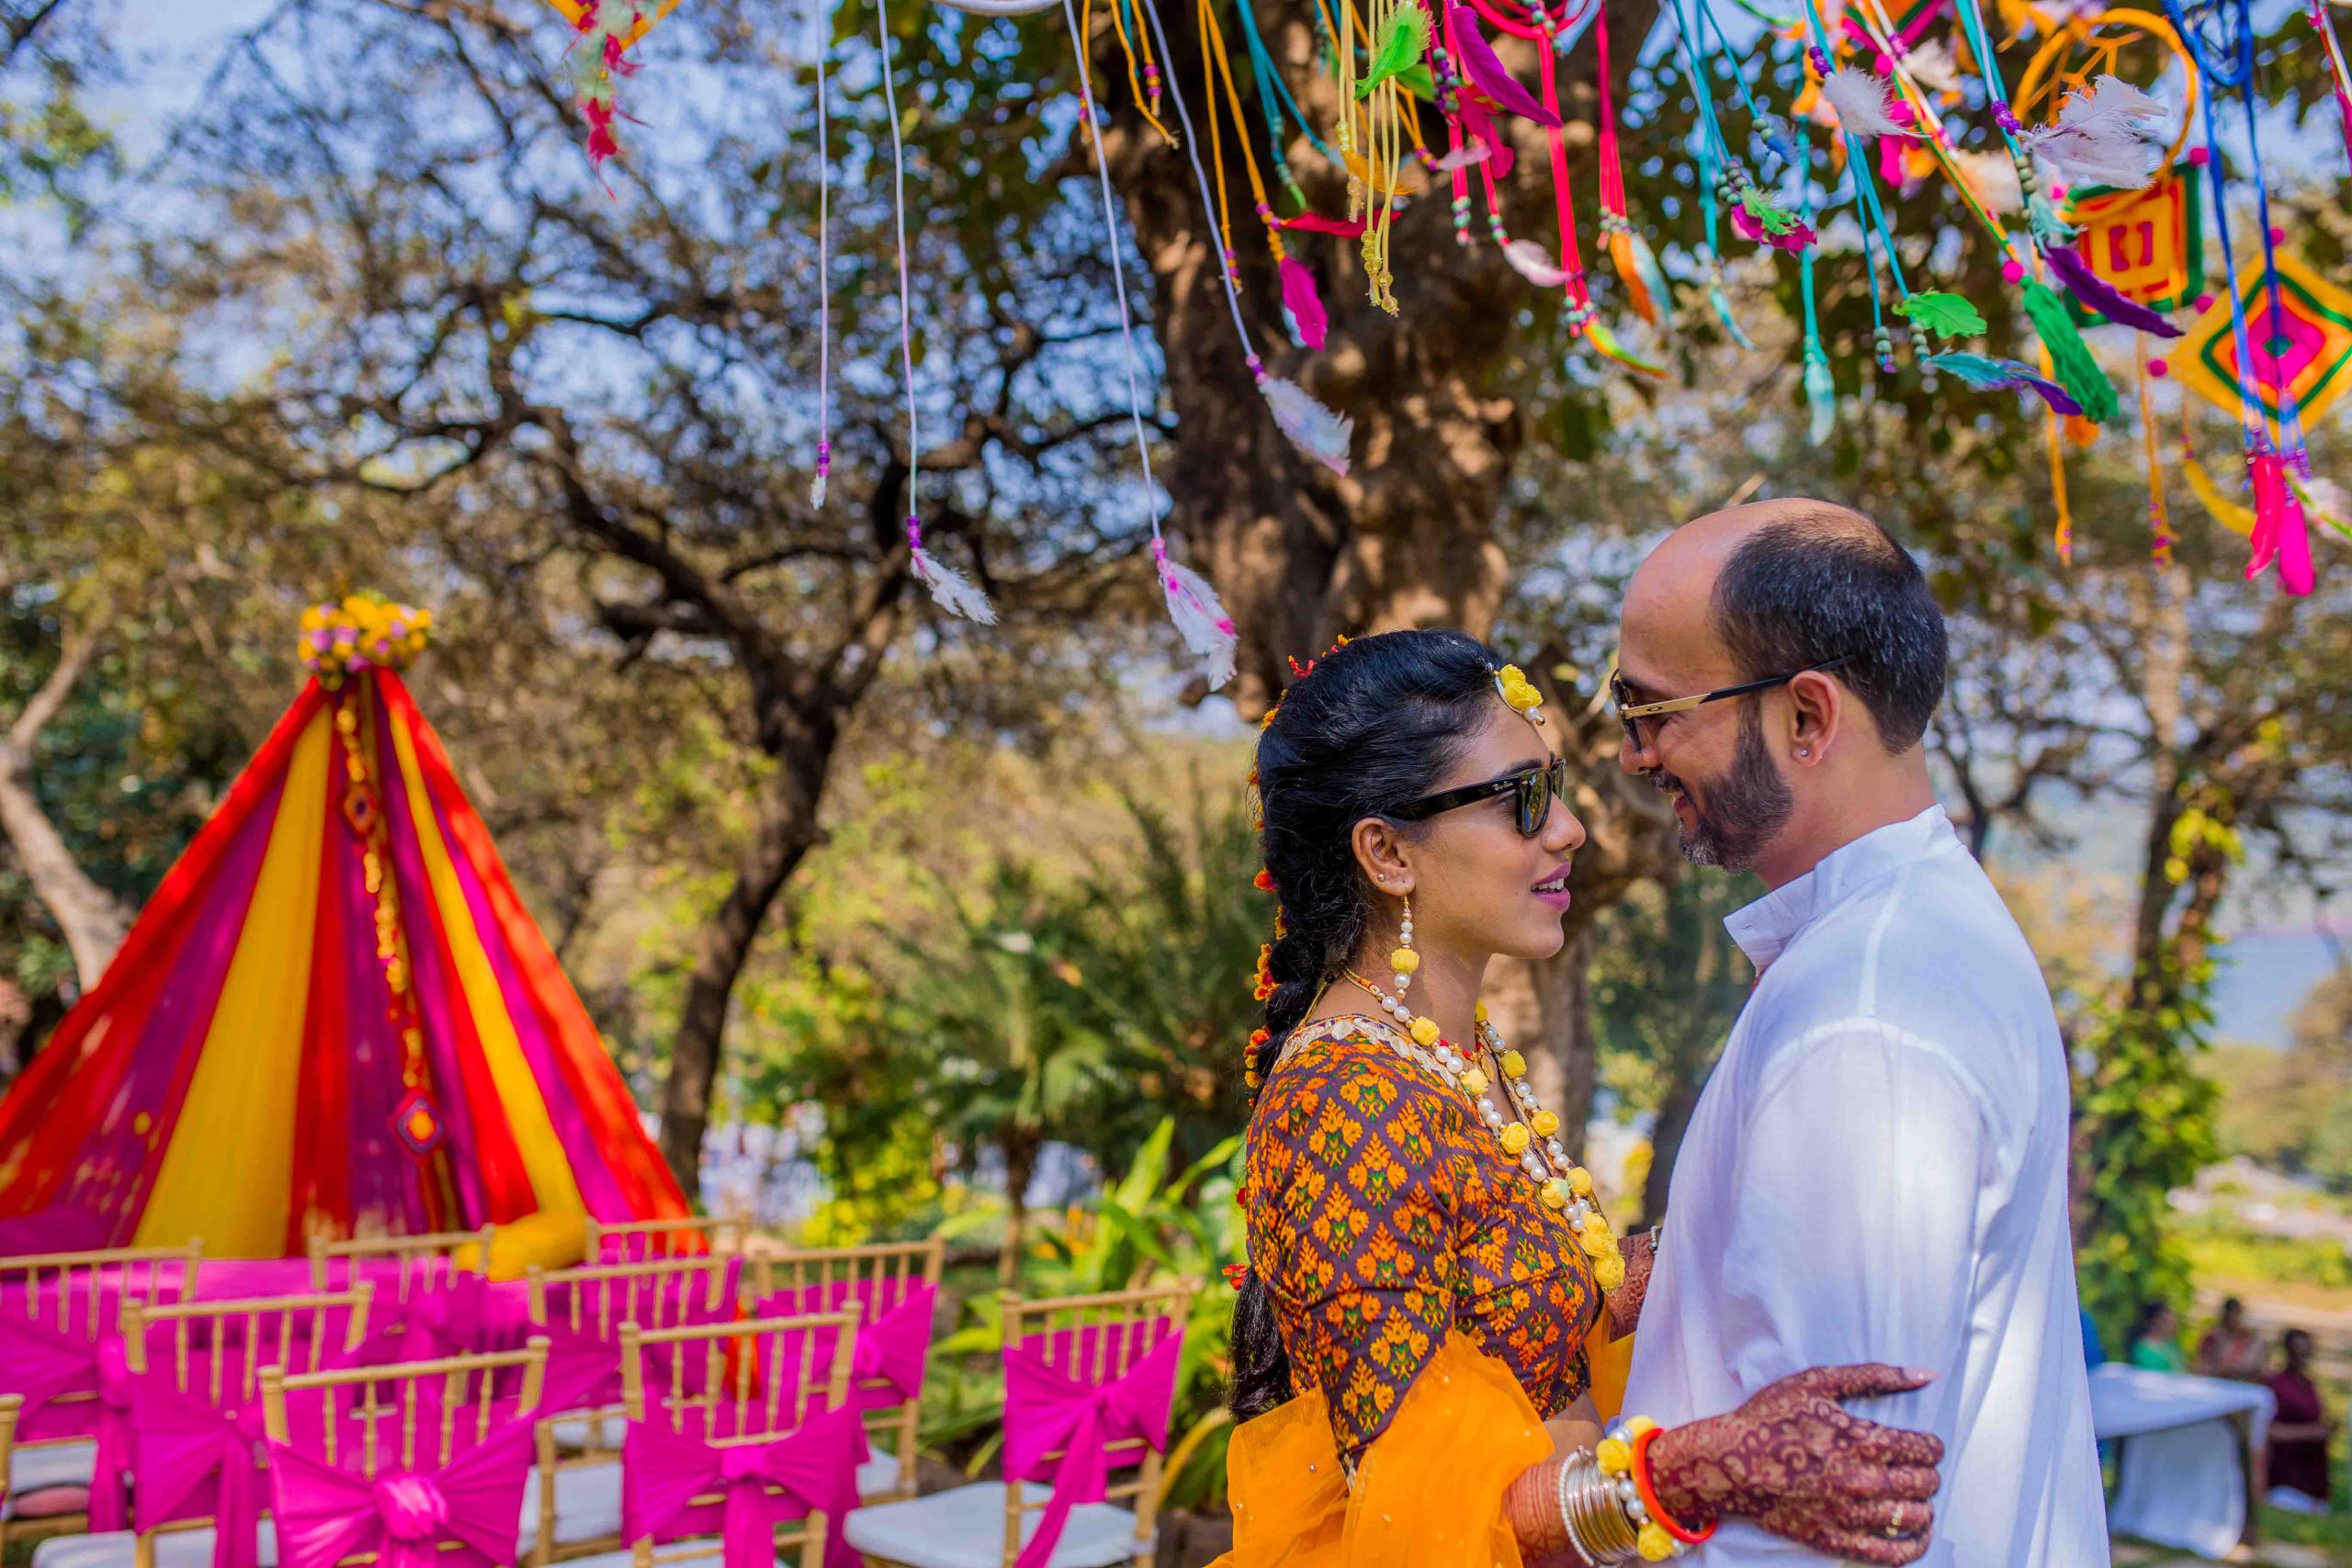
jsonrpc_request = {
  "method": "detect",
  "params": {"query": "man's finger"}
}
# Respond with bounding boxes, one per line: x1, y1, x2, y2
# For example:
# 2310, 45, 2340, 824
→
1805, 1525, 1932, 1567
1783, 1362, 1936, 1403
1849, 1421, 1947, 1469
1866, 1464, 1942, 1501
1834, 1497, 1935, 1535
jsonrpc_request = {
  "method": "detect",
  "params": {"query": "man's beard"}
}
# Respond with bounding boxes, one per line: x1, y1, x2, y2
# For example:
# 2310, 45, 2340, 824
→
1654, 704, 1793, 870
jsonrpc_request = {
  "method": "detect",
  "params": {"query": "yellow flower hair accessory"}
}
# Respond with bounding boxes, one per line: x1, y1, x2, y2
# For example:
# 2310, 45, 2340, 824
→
1493, 663, 1546, 725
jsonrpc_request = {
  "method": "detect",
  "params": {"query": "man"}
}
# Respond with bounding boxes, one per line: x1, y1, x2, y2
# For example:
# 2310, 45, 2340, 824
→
1612, 500, 2107, 1565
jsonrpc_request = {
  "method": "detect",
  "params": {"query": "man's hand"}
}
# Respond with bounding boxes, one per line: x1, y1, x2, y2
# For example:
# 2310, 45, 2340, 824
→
1604, 1231, 1655, 1338
1645, 1364, 1945, 1566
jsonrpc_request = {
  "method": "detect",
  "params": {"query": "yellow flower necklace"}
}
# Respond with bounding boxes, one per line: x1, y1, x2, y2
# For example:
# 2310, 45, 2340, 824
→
1340, 967, 1625, 1292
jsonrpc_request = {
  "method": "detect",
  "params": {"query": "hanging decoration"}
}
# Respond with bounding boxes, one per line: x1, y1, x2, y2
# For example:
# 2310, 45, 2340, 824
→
2056, 162, 2205, 327
543, 0, 684, 175
2167, 249, 2352, 449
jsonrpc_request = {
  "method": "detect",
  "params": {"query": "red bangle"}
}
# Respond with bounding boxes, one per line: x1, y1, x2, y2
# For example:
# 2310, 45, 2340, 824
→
1631, 1425, 1718, 1545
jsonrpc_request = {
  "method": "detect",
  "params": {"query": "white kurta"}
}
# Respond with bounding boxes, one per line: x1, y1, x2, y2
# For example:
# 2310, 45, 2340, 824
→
1623, 806, 2109, 1566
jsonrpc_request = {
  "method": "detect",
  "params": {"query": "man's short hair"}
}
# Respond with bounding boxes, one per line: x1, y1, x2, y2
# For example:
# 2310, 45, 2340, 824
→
1712, 508, 1948, 753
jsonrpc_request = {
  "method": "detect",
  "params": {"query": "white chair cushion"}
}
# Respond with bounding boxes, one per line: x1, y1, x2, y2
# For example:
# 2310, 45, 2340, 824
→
859, 1452, 910, 1498
842, 1483, 1148, 1568
33, 1525, 279, 1568
517, 1462, 626, 1551
555, 1550, 787, 1568
7, 1441, 96, 1494
548, 1414, 623, 1453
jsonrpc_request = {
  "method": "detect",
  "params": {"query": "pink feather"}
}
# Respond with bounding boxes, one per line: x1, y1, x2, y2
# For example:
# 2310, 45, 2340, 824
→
1279, 212, 1368, 236
2248, 450, 2315, 597
1279, 256, 1329, 350
1444, 6, 1559, 126
1456, 104, 1515, 179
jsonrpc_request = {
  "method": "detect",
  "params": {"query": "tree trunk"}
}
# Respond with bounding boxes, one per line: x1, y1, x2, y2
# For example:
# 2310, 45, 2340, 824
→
1000, 1130, 1042, 1289
0, 627, 132, 987
1641, 1068, 1701, 1225
657, 744, 830, 1196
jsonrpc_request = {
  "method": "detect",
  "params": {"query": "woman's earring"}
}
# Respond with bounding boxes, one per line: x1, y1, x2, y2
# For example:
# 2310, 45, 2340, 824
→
1385, 895, 1419, 1021
1795, 746, 1811, 758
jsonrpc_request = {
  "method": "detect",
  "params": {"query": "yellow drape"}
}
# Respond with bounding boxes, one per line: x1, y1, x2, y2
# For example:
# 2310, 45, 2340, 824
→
136, 717, 330, 1255
387, 716, 584, 1226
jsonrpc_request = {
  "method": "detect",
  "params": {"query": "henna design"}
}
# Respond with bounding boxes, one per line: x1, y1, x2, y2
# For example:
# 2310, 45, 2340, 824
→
1646, 1364, 1945, 1568
1603, 1230, 1655, 1338
1503, 1458, 1580, 1566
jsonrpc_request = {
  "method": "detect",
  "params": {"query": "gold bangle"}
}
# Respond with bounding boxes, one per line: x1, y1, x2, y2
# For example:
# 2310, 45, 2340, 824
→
1557, 1448, 1641, 1564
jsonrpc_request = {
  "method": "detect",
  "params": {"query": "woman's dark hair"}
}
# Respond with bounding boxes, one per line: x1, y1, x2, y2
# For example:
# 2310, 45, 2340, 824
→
1229, 628, 1508, 1423
2130, 1300, 2177, 1346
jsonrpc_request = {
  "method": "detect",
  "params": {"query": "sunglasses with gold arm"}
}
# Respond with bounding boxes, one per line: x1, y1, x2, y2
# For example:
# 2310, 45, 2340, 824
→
1610, 653, 1857, 748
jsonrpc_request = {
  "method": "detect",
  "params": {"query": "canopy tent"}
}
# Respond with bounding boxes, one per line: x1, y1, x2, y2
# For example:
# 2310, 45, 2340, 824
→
0, 598, 686, 1269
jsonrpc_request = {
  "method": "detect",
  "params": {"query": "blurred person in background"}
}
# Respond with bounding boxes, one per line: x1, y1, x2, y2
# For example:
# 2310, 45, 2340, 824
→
2195, 1297, 2267, 1382
2267, 1328, 2335, 1511
2128, 1303, 2188, 1373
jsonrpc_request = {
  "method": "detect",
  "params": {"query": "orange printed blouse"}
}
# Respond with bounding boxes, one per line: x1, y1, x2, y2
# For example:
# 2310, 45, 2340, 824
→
1240, 1015, 1608, 1460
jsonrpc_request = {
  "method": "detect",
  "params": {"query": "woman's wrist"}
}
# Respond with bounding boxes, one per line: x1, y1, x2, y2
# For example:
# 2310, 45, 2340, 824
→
1505, 1457, 1580, 1562
1642, 1421, 1717, 1526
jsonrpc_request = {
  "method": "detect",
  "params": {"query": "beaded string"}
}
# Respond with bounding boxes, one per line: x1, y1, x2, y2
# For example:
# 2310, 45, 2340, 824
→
1197, 0, 1297, 286
876, 0, 929, 580
811, 0, 833, 507
1087, 0, 1177, 144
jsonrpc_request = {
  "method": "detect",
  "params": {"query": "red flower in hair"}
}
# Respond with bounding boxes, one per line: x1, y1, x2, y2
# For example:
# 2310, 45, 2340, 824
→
1253, 869, 1275, 892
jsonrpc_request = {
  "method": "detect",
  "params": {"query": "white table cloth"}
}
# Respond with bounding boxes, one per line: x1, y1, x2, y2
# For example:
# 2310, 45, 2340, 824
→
2092, 1363, 2275, 1559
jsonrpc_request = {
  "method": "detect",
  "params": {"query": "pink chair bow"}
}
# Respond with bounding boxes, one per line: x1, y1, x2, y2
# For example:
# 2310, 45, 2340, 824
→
619, 1405, 865, 1568
754, 1283, 936, 1411
125, 1370, 269, 1568
266, 1416, 534, 1568
0, 1309, 128, 1527
1000, 1327, 1182, 1568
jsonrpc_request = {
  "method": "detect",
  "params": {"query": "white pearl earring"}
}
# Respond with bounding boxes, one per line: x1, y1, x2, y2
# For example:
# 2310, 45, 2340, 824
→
1384, 895, 1419, 1024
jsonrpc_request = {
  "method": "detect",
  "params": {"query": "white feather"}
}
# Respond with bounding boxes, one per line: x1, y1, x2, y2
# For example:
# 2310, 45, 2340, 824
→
1157, 553, 1238, 688
1427, 139, 1493, 172
910, 543, 999, 625
1900, 36, 1960, 95
2291, 472, 2350, 525
1821, 65, 1914, 140
1949, 149, 2023, 214
1503, 238, 1571, 288
1260, 376, 1353, 477
2023, 73, 2168, 191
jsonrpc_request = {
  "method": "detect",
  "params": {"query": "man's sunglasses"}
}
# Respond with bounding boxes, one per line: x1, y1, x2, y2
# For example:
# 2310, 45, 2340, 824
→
1389, 755, 1571, 838
1610, 653, 1856, 749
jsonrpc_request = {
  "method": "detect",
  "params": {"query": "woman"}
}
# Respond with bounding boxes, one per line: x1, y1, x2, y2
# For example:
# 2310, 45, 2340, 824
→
2128, 1303, 2188, 1372
2195, 1297, 2267, 1381
1219, 631, 1943, 1568
2266, 1328, 2334, 1508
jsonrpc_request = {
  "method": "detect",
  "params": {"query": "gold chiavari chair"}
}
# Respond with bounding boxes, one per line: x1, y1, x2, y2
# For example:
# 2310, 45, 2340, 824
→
590, 1310, 860, 1568
523, 1253, 743, 1560
753, 1238, 944, 1504
581, 1213, 750, 1267
0, 1243, 203, 1558
306, 1226, 493, 1314
844, 1280, 1197, 1568
101, 1287, 375, 1568
257, 1340, 553, 1568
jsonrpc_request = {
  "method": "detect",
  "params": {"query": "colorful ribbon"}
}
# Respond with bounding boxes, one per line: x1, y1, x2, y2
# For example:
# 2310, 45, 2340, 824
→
619, 1406, 866, 1568
266, 1416, 535, 1568
1001, 1326, 1182, 1568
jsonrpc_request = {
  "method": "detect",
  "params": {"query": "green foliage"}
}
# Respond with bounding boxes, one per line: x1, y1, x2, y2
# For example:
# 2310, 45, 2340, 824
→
2074, 949, 2224, 1349
2211, 973, 2352, 1190
2178, 1211, 2352, 1292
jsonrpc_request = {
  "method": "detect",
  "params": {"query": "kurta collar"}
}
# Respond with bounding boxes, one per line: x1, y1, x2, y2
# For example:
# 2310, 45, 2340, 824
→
1722, 805, 1960, 972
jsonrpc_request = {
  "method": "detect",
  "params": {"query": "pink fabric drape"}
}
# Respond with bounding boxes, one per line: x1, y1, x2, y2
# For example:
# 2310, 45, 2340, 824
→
1000, 1325, 1182, 1568
618, 1407, 865, 1568
265, 1416, 535, 1568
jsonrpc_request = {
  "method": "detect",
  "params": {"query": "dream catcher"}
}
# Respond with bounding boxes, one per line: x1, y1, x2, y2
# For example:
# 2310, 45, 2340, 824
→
543, 0, 684, 174
2162, 0, 2334, 592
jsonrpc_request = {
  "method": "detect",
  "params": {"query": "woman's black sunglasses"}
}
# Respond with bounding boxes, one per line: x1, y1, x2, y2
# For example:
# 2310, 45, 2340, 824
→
1389, 756, 1570, 838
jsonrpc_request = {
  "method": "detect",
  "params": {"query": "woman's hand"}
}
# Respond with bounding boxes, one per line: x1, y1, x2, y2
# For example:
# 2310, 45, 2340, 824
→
1604, 1231, 1654, 1338
1645, 1364, 1944, 1566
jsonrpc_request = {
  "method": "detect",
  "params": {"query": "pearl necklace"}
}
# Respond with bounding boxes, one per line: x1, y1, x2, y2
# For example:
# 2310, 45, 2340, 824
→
1339, 972, 1621, 1277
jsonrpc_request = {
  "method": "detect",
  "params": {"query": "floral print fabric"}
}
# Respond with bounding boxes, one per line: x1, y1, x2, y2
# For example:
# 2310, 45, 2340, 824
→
1242, 1016, 1603, 1461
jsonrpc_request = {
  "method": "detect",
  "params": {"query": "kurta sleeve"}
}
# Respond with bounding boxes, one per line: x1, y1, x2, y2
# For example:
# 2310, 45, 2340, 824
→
1713, 1020, 1991, 1459
1249, 1043, 1470, 1461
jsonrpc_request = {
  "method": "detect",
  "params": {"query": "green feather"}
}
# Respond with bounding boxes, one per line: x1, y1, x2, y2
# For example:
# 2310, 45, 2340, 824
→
2028, 193, 2077, 246
1894, 290, 1987, 338
1356, 6, 1430, 97
2022, 279, 2118, 424
1738, 187, 1802, 235
1395, 62, 1436, 100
